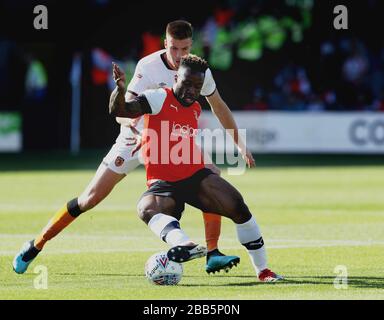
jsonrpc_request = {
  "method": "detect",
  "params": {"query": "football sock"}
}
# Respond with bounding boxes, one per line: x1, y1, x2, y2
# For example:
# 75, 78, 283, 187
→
34, 198, 84, 250
22, 240, 41, 262
236, 216, 267, 274
203, 212, 221, 252
148, 213, 190, 246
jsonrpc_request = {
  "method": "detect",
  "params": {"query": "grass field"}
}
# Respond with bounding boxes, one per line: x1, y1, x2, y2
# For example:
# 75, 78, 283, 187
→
0, 155, 383, 300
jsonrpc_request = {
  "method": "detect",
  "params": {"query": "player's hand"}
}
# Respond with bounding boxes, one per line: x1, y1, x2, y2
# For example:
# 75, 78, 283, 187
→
112, 62, 126, 89
241, 148, 256, 168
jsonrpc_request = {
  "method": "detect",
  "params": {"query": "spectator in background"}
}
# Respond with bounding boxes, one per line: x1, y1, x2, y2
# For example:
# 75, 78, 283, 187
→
342, 40, 369, 86
270, 62, 312, 111
339, 39, 371, 110
214, 4, 235, 27
306, 93, 325, 112
203, 4, 235, 70
141, 31, 162, 58
368, 44, 384, 107
322, 90, 338, 111
243, 87, 268, 111
24, 54, 48, 102
202, 17, 218, 58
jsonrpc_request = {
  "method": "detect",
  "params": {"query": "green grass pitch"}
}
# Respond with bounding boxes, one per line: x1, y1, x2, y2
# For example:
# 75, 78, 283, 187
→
0, 162, 383, 300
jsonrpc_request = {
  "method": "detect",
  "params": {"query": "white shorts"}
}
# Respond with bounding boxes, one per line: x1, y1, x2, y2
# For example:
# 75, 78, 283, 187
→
102, 126, 143, 175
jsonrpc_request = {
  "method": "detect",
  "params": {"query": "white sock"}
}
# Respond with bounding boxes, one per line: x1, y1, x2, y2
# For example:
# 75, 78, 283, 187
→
165, 229, 190, 246
148, 213, 190, 246
236, 216, 267, 274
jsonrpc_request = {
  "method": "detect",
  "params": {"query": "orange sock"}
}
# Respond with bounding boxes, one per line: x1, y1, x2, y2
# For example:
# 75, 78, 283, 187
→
203, 212, 222, 252
34, 204, 77, 250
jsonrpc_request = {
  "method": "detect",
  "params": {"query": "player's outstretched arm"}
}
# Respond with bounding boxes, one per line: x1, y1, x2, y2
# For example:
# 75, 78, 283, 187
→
109, 62, 127, 115
206, 90, 256, 168
109, 62, 150, 118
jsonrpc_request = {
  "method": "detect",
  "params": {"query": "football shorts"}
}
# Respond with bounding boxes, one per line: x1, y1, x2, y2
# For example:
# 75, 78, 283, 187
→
140, 168, 214, 218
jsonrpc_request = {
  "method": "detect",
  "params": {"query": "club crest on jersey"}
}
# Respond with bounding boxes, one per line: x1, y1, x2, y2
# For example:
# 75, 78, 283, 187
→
115, 156, 125, 167
193, 110, 199, 121
157, 256, 169, 269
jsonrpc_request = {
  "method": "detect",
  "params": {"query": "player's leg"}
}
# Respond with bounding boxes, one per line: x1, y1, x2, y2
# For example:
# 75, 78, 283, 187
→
203, 212, 241, 273
202, 163, 222, 252
137, 188, 207, 263
12, 163, 125, 274
38, 164, 125, 248
196, 174, 283, 282
203, 212, 221, 252
13, 142, 138, 274
202, 163, 240, 273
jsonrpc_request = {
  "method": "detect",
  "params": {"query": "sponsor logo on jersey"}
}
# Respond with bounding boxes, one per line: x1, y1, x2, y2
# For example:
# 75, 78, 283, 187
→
158, 82, 167, 87
136, 73, 143, 79
171, 122, 199, 138
115, 156, 125, 167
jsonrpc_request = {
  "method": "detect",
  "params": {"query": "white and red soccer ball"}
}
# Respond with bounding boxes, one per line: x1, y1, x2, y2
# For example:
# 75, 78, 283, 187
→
145, 251, 183, 285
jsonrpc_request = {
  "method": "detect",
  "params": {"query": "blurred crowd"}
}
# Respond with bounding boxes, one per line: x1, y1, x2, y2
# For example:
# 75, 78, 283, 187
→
246, 37, 384, 112
1, 0, 383, 113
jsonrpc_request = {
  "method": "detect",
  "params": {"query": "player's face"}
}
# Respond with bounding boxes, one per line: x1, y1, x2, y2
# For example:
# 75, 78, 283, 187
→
164, 35, 192, 70
174, 66, 204, 106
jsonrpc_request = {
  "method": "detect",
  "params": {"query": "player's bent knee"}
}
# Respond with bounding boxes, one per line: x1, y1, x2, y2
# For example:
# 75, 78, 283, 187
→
230, 197, 252, 224
137, 205, 158, 224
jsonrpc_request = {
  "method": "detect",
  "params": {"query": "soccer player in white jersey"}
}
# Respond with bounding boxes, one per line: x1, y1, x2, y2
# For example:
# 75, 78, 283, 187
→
13, 20, 255, 275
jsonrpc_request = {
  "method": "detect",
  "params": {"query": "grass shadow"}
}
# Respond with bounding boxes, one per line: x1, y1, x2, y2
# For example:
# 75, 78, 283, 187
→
285, 276, 384, 289
54, 273, 384, 289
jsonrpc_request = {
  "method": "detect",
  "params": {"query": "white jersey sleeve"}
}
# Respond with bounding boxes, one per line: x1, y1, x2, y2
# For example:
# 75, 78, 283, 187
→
141, 88, 167, 115
201, 68, 216, 97
126, 60, 153, 99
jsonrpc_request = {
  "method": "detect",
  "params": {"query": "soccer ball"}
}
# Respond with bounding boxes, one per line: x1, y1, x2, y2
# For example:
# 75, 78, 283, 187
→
145, 251, 183, 285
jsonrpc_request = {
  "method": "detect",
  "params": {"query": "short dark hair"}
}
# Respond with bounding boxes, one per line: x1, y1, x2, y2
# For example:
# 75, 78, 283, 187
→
166, 20, 193, 40
180, 54, 209, 73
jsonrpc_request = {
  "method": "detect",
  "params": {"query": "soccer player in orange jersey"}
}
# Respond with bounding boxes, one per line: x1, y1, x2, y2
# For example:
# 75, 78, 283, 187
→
109, 55, 283, 282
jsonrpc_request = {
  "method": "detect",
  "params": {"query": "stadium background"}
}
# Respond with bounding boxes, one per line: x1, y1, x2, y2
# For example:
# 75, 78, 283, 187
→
1, 0, 383, 156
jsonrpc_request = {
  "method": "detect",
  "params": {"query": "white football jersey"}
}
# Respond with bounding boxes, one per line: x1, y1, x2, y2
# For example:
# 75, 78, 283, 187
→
117, 49, 216, 130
